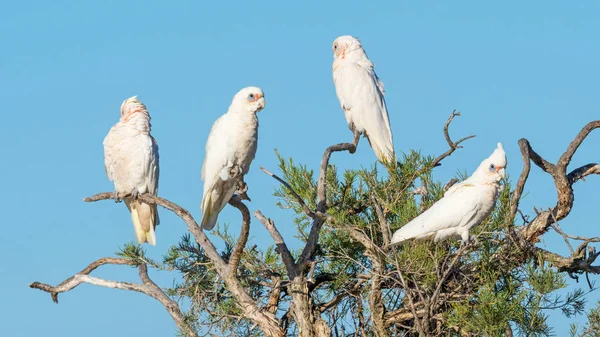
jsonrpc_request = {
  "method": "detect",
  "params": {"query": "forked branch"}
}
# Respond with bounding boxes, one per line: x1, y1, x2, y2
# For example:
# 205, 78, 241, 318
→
430, 110, 476, 168
77, 193, 283, 337
30, 258, 198, 337
516, 120, 600, 243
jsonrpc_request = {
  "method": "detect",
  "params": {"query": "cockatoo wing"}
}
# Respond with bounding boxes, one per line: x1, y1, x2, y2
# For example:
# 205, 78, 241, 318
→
390, 184, 483, 245
201, 115, 238, 230
103, 123, 159, 245
333, 62, 394, 162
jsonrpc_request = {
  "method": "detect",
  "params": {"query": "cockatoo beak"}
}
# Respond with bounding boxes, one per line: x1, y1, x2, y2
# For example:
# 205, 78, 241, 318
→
497, 167, 506, 178
257, 95, 265, 109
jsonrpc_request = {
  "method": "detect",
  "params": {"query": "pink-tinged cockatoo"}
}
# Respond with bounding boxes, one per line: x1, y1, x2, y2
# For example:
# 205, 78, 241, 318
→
332, 35, 395, 163
103, 96, 160, 245
390, 143, 507, 246
200, 87, 265, 230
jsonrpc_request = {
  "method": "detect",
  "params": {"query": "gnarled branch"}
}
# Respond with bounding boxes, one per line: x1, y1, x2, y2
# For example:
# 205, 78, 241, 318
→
30, 258, 198, 337
229, 196, 251, 272
254, 210, 297, 278
81, 193, 284, 337
430, 110, 476, 168
517, 120, 600, 243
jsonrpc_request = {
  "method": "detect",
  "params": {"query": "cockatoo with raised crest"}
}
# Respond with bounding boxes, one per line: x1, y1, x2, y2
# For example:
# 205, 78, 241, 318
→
103, 96, 160, 245
390, 143, 507, 246
332, 35, 395, 163
200, 86, 265, 230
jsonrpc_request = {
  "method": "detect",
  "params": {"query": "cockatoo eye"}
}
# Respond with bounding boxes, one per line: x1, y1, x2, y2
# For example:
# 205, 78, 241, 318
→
489, 163, 496, 172
247, 93, 255, 102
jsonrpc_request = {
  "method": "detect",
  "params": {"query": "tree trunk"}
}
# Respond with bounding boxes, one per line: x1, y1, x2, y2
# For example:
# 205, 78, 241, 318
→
367, 251, 390, 337
289, 276, 332, 337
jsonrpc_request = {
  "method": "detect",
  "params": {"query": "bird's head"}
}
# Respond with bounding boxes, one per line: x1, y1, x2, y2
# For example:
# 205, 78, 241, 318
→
231, 86, 266, 114
332, 35, 363, 60
120, 96, 149, 121
473, 142, 507, 183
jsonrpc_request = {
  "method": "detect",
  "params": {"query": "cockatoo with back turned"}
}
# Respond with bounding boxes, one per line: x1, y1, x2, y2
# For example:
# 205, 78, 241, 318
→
390, 143, 507, 246
103, 96, 160, 245
332, 35, 395, 163
200, 87, 265, 230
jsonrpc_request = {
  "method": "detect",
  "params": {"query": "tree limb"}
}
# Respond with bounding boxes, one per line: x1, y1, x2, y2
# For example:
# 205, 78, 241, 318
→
430, 110, 476, 168
298, 139, 358, 271
228, 196, 251, 272
30, 258, 198, 337
82, 193, 284, 337
260, 166, 315, 218
516, 120, 600, 243
254, 210, 298, 279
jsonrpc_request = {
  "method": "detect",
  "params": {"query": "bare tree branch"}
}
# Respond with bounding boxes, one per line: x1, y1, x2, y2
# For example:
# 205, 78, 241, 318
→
82, 193, 284, 337
517, 120, 600, 243
254, 210, 298, 278
30, 257, 133, 303
260, 166, 315, 218
229, 196, 250, 272
371, 195, 391, 248
508, 138, 532, 223
298, 137, 358, 271
557, 121, 600, 172
430, 110, 476, 168
30, 258, 198, 337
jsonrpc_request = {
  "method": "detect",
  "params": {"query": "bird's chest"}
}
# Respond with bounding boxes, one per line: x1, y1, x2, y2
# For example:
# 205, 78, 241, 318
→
476, 184, 500, 214
228, 120, 258, 166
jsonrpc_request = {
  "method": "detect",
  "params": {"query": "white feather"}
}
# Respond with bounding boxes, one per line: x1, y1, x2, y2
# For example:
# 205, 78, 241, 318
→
390, 143, 507, 246
103, 96, 159, 245
200, 87, 265, 230
332, 35, 395, 163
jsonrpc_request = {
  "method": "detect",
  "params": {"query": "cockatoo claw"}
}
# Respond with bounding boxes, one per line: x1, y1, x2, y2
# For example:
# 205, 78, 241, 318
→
237, 191, 252, 202
131, 188, 139, 200
112, 190, 121, 203
236, 181, 251, 201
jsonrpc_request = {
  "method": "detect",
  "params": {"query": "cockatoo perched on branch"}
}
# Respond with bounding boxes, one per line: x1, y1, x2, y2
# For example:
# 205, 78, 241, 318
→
332, 35, 395, 163
200, 87, 265, 230
390, 143, 507, 246
103, 96, 160, 245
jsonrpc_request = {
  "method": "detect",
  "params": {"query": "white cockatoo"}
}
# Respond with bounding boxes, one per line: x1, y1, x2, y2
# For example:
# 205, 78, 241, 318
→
332, 35, 395, 163
103, 96, 160, 245
200, 87, 265, 230
390, 143, 507, 246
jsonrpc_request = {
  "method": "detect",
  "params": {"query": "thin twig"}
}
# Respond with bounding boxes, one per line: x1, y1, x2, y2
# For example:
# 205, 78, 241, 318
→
260, 166, 315, 218
430, 110, 476, 168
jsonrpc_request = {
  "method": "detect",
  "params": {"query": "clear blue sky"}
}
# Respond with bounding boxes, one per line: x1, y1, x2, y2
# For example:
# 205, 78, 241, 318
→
1, 1, 598, 336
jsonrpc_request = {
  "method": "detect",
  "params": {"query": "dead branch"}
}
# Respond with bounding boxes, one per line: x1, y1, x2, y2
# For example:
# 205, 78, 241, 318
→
30, 257, 133, 303
254, 210, 298, 278
430, 110, 476, 168
508, 138, 532, 223
517, 120, 600, 243
371, 195, 391, 248
82, 192, 284, 337
229, 196, 250, 272
260, 166, 315, 218
298, 138, 358, 271
30, 258, 198, 337
536, 244, 600, 278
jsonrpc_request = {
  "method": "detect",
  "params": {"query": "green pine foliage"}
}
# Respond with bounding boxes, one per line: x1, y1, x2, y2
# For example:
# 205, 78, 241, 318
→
118, 149, 595, 336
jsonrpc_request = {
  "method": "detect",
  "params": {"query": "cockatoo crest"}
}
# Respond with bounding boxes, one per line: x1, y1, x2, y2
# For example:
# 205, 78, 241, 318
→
120, 96, 149, 121
229, 86, 266, 115
471, 142, 507, 184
